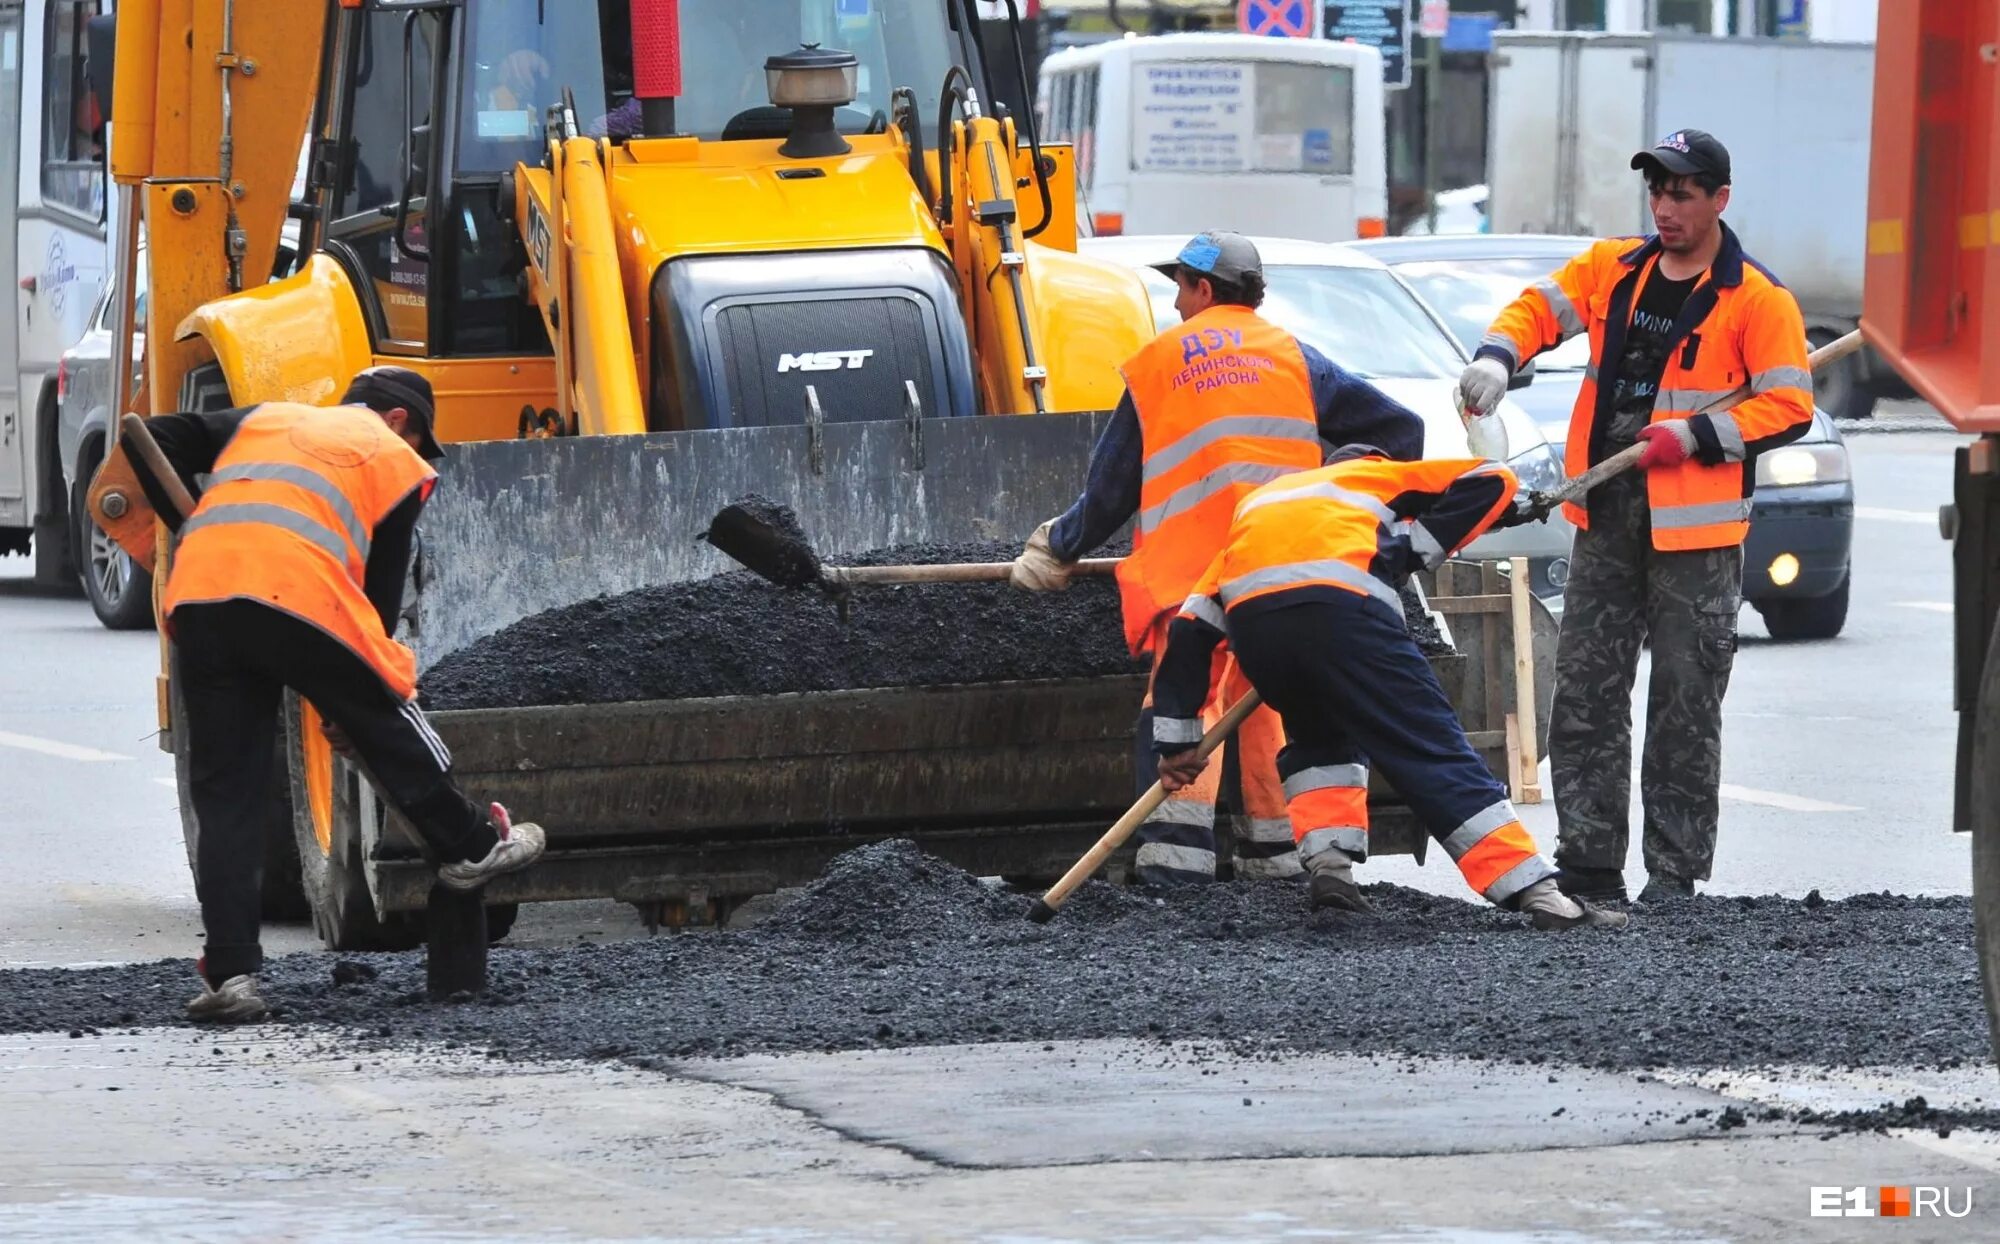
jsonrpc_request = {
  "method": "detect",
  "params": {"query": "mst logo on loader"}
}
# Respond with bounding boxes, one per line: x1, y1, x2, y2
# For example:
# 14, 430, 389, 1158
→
778, 350, 874, 373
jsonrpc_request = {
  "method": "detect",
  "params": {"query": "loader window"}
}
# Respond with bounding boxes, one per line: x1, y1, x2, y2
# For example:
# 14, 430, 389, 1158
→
41, 0, 103, 220
589, 1, 962, 144
328, 8, 443, 349
458, 0, 608, 173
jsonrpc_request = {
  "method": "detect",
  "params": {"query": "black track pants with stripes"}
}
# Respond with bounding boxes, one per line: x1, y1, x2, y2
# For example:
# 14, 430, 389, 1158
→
173, 600, 499, 984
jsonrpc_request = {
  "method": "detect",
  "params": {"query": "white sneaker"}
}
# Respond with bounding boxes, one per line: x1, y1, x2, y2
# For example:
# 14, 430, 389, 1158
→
437, 803, 546, 892
186, 973, 269, 1024
1518, 877, 1628, 930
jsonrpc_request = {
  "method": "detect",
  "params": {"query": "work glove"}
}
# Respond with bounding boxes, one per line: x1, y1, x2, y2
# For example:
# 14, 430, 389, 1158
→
1492, 491, 1551, 530
1634, 419, 1696, 471
1456, 357, 1511, 419
1009, 519, 1074, 592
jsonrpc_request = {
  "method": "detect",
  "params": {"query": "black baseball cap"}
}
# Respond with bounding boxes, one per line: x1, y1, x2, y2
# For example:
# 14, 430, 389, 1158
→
1152, 230, 1263, 286
342, 365, 443, 461
1631, 128, 1731, 184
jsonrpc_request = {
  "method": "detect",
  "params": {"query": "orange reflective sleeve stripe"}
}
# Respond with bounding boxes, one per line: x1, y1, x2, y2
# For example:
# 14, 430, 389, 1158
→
1449, 813, 1545, 904
1711, 284, 1813, 449
1482, 244, 1604, 368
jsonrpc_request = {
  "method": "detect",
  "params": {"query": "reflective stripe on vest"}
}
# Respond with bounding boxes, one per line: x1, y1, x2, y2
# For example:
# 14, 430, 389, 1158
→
1220, 557, 1402, 614
1237, 477, 1395, 526
1138, 460, 1299, 535
209, 461, 372, 556
1142, 414, 1321, 486
179, 502, 362, 570
1653, 497, 1753, 530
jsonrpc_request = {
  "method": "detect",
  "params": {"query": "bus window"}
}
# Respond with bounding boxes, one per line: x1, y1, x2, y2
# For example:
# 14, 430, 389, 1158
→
1255, 62, 1352, 174
41, 0, 102, 220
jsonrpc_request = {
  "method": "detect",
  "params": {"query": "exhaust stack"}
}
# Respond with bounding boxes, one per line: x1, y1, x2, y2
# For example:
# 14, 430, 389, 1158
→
630, 0, 682, 138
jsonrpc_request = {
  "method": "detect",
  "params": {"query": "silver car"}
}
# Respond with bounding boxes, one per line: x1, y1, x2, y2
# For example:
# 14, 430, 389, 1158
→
56, 265, 151, 629
1080, 235, 1576, 601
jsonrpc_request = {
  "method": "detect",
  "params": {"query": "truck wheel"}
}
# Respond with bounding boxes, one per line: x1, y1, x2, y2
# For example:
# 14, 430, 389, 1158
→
285, 693, 423, 951
170, 648, 310, 921
1808, 328, 1877, 421
1754, 572, 1851, 641
1967, 615, 2000, 1067
71, 446, 155, 630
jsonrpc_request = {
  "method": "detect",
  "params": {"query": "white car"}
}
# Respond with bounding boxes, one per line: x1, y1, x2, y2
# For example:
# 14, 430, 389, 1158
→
1080, 235, 1575, 599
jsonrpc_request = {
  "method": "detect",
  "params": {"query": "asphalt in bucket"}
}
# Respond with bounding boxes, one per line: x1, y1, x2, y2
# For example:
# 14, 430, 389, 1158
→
423, 539, 1453, 711
0, 840, 1988, 1137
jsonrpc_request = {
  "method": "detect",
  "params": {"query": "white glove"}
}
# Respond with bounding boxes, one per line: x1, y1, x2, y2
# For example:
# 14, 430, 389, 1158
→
1009, 519, 1073, 592
1457, 357, 1511, 419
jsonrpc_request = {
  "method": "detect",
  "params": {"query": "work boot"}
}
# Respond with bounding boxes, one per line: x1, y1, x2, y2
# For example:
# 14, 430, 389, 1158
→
1305, 849, 1373, 914
437, 803, 547, 892
1554, 864, 1628, 905
1517, 878, 1628, 931
187, 973, 269, 1024
1637, 875, 1696, 905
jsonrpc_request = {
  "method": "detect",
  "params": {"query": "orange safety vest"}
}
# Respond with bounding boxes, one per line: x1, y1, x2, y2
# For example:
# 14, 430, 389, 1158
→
1117, 304, 1321, 652
1480, 224, 1812, 550
163, 402, 437, 700
1187, 458, 1517, 618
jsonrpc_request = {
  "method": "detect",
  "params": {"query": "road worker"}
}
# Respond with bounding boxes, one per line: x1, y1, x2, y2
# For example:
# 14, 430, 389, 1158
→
132, 368, 547, 1022
1011, 231, 1424, 887
1150, 446, 1624, 930
1458, 130, 1813, 905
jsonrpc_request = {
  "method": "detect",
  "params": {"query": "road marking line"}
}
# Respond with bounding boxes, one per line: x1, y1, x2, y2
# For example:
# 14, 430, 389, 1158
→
1718, 783, 1860, 814
1856, 505, 1935, 525
1892, 601, 1953, 614
0, 731, 133, 763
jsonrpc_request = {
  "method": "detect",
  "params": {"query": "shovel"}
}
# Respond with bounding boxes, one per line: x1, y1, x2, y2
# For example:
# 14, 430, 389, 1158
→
1518, 329, 1864, 519
702, 499, 1120, 602
1026, 690, 1263, 924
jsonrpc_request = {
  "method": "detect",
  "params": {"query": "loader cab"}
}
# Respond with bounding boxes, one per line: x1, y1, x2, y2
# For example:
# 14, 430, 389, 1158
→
303, 0, 1009, 436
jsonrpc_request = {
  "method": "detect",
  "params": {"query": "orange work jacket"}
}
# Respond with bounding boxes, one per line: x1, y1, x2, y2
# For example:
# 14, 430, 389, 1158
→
1479, 223, 1811, 550
1117, 304, 1321, 652
163, 402, 437, 699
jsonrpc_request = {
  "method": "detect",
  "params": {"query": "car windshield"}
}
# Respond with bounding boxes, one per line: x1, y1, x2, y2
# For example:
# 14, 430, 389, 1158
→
460, 0, 961, 170
1391, 256, 1596, 372
1135, 264, 1466, 379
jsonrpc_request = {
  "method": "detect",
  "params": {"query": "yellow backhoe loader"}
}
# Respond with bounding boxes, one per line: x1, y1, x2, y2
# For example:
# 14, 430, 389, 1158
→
94, 0, 1551, 977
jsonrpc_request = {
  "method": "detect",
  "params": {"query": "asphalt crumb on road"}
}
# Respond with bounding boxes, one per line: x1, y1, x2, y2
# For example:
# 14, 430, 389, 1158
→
0, 839, 1988, 1139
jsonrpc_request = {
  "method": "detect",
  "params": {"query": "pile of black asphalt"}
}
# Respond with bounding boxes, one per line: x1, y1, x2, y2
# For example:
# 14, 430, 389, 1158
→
1, 840, 1989, 1136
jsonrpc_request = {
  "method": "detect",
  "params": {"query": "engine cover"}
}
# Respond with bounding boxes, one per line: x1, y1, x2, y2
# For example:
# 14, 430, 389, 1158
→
649, 247, 978, 430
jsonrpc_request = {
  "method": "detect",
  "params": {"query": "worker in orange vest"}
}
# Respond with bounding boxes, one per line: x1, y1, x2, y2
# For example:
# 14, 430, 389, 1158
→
1152, 447, 1623, 929
1011, 232, 1424, 887
1460, 131, 1813, 904
134, 368, 546, 1023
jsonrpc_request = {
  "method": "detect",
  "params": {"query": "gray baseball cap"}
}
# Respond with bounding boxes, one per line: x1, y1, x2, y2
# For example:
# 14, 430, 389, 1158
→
1152, 230, 1263, 286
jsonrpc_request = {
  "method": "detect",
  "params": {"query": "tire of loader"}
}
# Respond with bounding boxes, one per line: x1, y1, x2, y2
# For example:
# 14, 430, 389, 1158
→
169, 647, 310, 922
284, 693, 424, 952
1969, 614, 2000, 1068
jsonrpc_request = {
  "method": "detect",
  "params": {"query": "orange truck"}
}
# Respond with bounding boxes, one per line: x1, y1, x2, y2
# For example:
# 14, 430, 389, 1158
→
1863, 0, 2000, 1059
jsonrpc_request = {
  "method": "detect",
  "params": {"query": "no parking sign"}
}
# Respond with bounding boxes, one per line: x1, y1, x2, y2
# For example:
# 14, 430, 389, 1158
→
1238, 0, 1318, 39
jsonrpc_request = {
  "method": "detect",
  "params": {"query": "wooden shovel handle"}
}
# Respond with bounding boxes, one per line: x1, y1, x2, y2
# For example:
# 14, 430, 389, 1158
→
1538, 329, 1863, 510
119, 412, 198, 521
1029, 690, 1263, 921
827, 557, 1121, 586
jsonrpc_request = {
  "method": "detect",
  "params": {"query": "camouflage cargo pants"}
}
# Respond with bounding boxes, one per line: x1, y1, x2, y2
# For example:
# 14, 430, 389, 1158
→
1549, 476, 1742, 883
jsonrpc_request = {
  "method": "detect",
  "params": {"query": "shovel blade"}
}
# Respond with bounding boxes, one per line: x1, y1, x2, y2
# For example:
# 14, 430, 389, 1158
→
702, 499, 825, 588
